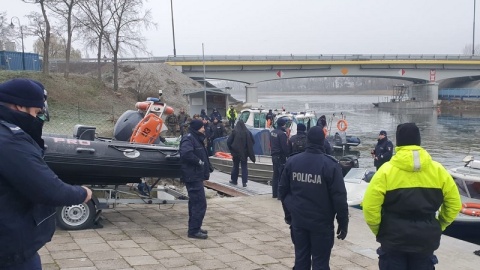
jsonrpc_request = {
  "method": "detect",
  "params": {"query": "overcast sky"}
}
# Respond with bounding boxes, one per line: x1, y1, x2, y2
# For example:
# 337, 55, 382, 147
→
3, 0, 478, 56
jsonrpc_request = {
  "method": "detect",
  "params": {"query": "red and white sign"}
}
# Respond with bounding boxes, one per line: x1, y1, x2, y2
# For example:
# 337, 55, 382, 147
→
276, 71, 283, 78
398, 69, 406, 76
430, 69, 436, 82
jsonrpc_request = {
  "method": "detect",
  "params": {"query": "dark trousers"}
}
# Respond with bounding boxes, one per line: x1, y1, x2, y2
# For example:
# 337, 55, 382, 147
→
1, 252, 42, 270
167, 125, 177, 136
292, 226, 334, 270
377, 247, 437, 270
185, 181, 207, 235
231, 156, 248, 184
271, 155, 285, 198
229, 119, 235, 129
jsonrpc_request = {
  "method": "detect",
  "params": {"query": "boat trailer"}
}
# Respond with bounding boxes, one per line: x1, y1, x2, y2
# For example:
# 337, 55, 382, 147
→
56, 184, 189, 230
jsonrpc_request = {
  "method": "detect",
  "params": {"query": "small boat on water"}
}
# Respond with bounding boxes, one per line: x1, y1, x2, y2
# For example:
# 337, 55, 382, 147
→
448, 156, 480, 224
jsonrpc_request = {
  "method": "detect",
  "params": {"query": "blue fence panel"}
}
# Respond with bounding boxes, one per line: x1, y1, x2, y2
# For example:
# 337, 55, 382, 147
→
0, 51, 41, 71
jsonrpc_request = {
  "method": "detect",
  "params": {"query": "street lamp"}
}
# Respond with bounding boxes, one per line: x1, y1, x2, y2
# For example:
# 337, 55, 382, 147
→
474, 0, 477, 55
10, 16, 25, 70
170, 0, 177, 56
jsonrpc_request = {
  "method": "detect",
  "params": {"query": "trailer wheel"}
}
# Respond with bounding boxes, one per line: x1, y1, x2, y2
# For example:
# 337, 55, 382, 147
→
56, 201, 96, 230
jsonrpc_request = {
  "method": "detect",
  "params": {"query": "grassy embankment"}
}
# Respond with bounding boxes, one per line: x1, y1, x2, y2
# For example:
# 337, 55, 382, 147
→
0, 71, 137, 135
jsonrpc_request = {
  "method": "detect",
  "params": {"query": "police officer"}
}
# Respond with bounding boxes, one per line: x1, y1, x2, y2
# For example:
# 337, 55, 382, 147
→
270, 117, 289, 198
279, 126, 349, 270
0, 78, 92, 269
288, 123, 307, 155
179, 119, 213, 239
371, 130, 394, 170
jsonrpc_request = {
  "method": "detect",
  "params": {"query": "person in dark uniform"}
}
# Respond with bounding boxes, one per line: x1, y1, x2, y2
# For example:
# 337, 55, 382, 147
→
200, 109, 210, 122
270, 117, 289, 198
279, 126, 349, 270
0, 79, 93, 269
316, 116, 334, 155
227, 120, 255, 187
288, 123, 307, 155
179, 119, 214, 240
371, 130, 394, 170
266, 109, 275, 128
203, 118, 214, 156
210, 108, 222, 121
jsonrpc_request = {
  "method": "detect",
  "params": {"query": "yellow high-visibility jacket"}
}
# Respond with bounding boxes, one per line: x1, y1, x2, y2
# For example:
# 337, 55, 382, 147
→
363, 145, 461, 253
227, 108, 237, 121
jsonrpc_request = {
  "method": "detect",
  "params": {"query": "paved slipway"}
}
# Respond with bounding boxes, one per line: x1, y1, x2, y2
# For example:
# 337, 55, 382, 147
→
41, 184, 479, 269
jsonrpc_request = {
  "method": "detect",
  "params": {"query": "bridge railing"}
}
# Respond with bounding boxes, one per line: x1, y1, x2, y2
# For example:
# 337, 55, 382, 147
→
166, 54, 480, 62
48, 54, 480, 63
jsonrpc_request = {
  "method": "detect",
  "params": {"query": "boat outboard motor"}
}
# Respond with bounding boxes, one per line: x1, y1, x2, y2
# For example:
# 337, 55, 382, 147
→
113, 110, 144, 141
338, 155, 359, 176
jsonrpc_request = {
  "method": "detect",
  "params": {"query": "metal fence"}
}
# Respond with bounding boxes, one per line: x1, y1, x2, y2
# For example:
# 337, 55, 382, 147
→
43, 105, 123, 138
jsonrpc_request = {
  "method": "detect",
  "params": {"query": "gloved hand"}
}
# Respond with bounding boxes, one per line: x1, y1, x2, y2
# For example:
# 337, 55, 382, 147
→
336, 227, 347, 240
209, 164, 214, 173
336, 219, 348, 240
198, 160, 205, 166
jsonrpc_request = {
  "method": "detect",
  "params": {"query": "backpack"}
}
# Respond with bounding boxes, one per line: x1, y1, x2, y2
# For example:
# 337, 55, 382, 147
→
291, 134, 307, 153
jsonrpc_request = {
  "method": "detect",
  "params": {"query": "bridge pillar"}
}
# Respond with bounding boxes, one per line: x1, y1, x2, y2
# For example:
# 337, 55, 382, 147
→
245, 83, 258, 103
409, 82, 439, 106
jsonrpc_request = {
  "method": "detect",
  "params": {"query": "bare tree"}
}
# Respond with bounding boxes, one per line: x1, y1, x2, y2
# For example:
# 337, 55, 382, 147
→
103, 0, 154, 91
76, 0, 113, 80
462, 44, 480, 56
23, 0, 53, 74
0, 11, 14, 48
46, 0, 80, 78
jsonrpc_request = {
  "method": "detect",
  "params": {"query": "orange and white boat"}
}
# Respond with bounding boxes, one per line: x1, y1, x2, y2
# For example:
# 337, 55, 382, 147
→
448, 156, 480, 224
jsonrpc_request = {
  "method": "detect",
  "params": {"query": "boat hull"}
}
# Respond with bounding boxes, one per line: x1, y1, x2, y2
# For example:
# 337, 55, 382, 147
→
209, 155, 273, 183
43, 136, 181, 185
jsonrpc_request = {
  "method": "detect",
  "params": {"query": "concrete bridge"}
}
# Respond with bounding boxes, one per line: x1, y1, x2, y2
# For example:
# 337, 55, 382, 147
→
165, 54, 480, 105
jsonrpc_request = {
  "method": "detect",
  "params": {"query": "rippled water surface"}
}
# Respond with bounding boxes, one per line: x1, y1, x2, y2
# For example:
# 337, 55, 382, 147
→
248, 94, 480, 170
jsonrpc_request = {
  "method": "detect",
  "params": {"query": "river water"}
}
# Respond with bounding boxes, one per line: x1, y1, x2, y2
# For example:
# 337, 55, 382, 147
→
248, 94, 480, 170
235, 94, 480, 244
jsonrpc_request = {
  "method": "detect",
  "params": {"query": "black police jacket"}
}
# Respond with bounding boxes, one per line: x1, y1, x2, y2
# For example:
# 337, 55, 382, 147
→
374, 137, 394, 168
270, 127, 289, 157
180, 128, 211, 182
0, 111, 87, 267
279, 143, 349, 232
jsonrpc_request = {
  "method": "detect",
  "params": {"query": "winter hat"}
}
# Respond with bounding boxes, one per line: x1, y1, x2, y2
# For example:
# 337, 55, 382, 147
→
0, 78, 45, 108
277, 117, 287, 127
297, 123, 306, 132
190, 119, 204, 131
379, 130, 387, 136
396, 123, 421, 146
307, 126, 325, 145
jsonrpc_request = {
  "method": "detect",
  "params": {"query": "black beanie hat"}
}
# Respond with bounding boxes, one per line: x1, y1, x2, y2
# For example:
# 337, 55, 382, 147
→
277, 117, 287, 127
307, 126, 325, 145
190, 119, 204, 131
396, 123, 421, 146
297, 123, 306, 132
0, 78, 45, 108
